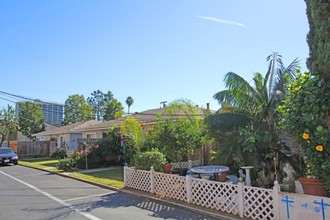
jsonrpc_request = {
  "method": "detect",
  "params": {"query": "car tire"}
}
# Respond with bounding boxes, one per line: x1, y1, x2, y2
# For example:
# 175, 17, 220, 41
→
13, 161, 18, 165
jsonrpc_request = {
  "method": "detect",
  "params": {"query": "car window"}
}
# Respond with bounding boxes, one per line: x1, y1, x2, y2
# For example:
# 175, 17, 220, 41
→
0, 149, 14, 154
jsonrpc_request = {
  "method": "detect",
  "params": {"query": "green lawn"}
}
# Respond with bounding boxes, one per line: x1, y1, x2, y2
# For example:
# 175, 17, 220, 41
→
20, 158, 124, 188
20, 158, 61, 171
69, 169, 124, 188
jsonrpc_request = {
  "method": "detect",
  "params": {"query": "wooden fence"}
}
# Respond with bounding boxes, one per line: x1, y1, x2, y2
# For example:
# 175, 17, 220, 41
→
17, 141, 57, 158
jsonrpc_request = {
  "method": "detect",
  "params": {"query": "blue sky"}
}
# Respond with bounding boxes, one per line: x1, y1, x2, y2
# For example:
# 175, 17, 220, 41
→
0, 0, 309, 113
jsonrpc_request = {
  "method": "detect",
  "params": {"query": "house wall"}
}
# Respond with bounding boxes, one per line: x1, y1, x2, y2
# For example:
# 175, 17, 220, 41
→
68, 133, 82, 150
81, 130, 106, 139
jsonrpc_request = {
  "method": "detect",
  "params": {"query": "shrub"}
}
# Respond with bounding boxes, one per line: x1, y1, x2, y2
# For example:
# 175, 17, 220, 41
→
51, 147, 67, 159
58, 158, 76, 171
279, 72, 330, 188
134, 149, 166, 172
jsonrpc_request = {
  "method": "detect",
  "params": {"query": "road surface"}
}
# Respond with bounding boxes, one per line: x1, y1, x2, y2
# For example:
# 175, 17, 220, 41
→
0, 165, 228, 220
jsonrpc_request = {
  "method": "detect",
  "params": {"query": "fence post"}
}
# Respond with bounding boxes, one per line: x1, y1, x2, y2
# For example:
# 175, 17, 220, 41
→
186, 170, 192, 204
150, 166, 155, 194
123, 163, 128, 187
273, 181, 280, 220
237, 182, 244, 218
188, 160, 192, 169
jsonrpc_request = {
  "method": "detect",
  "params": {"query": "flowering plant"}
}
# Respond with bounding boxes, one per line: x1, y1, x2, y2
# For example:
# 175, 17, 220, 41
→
76, 143, 99, 169
279, 72, 330, 188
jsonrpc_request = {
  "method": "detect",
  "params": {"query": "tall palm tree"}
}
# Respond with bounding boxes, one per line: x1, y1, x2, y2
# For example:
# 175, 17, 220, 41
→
209, 53, 299, 133
207, 53, 299, 183
125, 96, 134, 114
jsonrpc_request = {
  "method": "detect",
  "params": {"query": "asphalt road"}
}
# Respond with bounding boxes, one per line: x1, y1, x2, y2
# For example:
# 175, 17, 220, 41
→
0, 165, 226, 220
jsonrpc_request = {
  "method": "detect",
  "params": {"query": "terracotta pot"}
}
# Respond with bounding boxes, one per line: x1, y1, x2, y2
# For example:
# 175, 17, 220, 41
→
163, 163, 172, 174
299, 177, 327, 197
218, 172, 228, 182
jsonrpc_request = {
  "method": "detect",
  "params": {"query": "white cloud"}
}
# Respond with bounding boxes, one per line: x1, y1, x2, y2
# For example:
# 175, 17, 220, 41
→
197, 16, 247, 28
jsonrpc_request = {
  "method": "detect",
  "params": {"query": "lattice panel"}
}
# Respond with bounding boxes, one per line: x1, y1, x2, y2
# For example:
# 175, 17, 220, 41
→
243, 186, 274, 220
171, 160, 201, 169
154, 173, 187, 201
190, 178, 239, 215
125, 168, 151, 192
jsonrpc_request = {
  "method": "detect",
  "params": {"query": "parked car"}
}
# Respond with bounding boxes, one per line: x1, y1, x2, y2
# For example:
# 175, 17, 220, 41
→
0, 147, 18, 165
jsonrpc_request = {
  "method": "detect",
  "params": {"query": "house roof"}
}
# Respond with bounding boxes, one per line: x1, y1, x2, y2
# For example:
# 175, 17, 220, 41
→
33, 106, 214, 136
33, 120, 101, 137
77, 106, 213, 133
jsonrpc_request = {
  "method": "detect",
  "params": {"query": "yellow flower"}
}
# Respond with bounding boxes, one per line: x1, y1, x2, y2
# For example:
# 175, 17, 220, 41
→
294, 87, 300, 91
315, 145, 324, 152
302, 133, 309, 140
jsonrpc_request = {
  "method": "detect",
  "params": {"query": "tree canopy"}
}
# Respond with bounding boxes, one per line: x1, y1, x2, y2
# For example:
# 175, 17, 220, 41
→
125, 96, 134, 114
145, 99, 205, 164
87, 90, 114, 121
0, 105, 17, 147
305, 0, 330, 80
64, 94, 93, 125
18, 102, 45, 139
103, 98, 124, 120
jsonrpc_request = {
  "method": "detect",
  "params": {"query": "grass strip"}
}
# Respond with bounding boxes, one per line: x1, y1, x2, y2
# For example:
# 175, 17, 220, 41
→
69, 169, 124, 188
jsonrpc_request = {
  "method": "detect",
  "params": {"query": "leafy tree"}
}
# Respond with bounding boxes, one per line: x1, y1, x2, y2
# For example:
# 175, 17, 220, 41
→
207, 53, 300, 185
18, 102, 45, 140
0, 105, 17, 147
305, 0, 330, 81
87, 90, 114, 120
279, 72, 330, 188
64, 94, 93, 125
146, 100, 205, 167
125, 96, 134, 114
120, 116, 145, 152
103, 99, 124, 120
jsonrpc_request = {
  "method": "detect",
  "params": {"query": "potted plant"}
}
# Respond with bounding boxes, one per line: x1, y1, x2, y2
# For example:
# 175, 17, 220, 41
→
279, 72, 330, 196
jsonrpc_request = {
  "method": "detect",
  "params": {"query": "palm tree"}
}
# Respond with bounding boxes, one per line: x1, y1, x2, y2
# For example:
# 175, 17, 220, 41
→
125, 96, 134, 114
207, 52, 299, 184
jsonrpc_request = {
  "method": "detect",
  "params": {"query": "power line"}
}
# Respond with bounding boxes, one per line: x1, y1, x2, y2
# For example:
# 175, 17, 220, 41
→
0, 91, 64, 105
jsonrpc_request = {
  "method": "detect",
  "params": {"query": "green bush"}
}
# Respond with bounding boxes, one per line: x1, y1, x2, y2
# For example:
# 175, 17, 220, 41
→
134, 149, 166, 172
51, 147, 67, 159
279, 72, 330, 188
58, 158, 76, 171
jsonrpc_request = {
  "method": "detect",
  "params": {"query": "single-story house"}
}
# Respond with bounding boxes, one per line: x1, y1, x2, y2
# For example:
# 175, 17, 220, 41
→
33, 105, 213, 151
33, 120, 101, 150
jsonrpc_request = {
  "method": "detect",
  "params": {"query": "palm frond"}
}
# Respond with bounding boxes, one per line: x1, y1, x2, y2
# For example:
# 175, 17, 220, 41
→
265, 52, 283, 98
224, 72, 255, 92
281, 57, 300, 79
213, 90, 234, 105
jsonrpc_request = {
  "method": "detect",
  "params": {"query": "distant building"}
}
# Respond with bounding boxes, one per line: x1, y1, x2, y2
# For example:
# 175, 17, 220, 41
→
16, 100, 64, 125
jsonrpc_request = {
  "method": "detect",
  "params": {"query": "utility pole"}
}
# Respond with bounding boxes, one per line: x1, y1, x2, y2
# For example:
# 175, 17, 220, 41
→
160, 101, 167, 108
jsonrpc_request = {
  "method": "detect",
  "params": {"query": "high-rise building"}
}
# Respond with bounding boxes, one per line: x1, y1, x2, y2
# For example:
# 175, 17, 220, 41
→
16, 100, 64, 125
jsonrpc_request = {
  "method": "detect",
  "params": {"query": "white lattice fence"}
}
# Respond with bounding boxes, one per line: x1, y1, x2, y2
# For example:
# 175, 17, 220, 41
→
171, 159, 201, 169
124, 166, 280, 220
124, 167, 330, 220
190, 178, 239, 215
243, 186, 274, 220
153, 172, 187, 201
125, 167, 151, 192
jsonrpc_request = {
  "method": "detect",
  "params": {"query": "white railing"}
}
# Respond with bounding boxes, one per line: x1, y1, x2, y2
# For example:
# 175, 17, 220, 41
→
124, 166, 330, 220
171, 159, 202, 169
